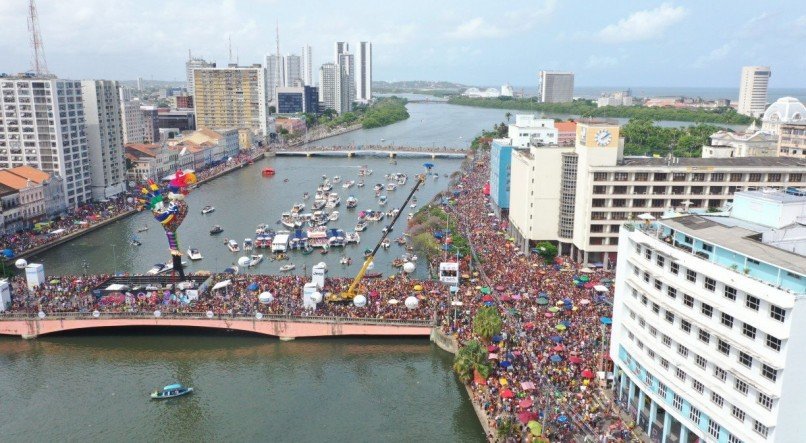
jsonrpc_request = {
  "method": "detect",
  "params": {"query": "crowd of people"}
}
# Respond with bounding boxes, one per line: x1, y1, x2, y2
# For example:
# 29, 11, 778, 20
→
274, 143, 465, 153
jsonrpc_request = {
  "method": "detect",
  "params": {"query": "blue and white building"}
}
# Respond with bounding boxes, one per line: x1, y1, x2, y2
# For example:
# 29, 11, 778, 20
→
610, 189, 806, 443
490, 139, 515, 213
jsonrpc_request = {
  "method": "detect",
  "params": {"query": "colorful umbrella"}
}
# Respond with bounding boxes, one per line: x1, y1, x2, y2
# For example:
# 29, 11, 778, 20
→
523, 322, 535, 330
553, 345, 564, 352
600, 317, 613, 325
581, 369, 595, 379
480, 287, 492, 294
557, 415, 568, 423
499, 360, 512, 368
579, 298, 591, 305
518, 411, 535, 424
569, 356, 583, 364
499, 378, 509, 386
519, 398, 534, 408
527, 421, 542, 436
548, 306, 560, 313
555, 324, 567, 331
549, 335, 563, 343
495, 285, 505, 291
550, 354, 562, 362
536, 297, 549, 305
492, 335, 503, 343
487, 345, 498, 352
482, 295, 494, 302
488, 353, 499, 360
500, 389, 515, 398
520, 381, 536, 390
544, 312, 554, 318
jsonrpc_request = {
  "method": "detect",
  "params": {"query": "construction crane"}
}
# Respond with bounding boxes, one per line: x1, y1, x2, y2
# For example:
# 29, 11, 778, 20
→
328, 173, 426, 303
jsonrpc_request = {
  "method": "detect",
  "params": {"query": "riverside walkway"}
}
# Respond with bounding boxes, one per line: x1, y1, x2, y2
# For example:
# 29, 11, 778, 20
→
272, 145, 467, 159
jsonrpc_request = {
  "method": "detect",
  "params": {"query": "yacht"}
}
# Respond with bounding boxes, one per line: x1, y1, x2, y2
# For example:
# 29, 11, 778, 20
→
291, 203, 305, 214
248, 254, 264, 267
243, 238, 253, 251
378, 195, 387, 206
328, 211, 340, 222
332, 176, 341, 183
355, 220, 368, 232
201, 205, 215, 214
345, 232, 360, 244
386, 182, 397, 191
227, 239, 240, 253
187, 248, 203, 261
345, 195, 358, 209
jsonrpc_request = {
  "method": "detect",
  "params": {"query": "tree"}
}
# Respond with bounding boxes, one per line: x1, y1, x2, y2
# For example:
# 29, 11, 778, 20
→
497, 416, 516, 438
534, 241, 558, 262
473, 306, 503, 342
268, 105, 276, 114
505, 112, 512, 123
453, 340, 492, 383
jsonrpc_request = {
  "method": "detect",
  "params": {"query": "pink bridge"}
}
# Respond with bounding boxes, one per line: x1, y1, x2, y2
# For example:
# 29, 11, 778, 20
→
0, 313, 434, 340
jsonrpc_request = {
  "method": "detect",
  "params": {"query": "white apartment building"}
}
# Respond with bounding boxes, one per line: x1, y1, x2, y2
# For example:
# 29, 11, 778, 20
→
193, 65, 268, 136
284, 54, 302, 87
81, 80, 126, 200
301, 45, 313, 86
538, 71, 574, 103
597, 91, 633, 107
0, 75, 91, 207
507, 114, 558, 148
265, 54, 284, 104
737, 66, 771, 118
778, 123, 806, 159
319, 63, 337, 112
185, 55, 215, 96
334, 41, 349, 61
507, 122, 806, 267
119, 87, 145, 144
335, 53, 355, 114
355, 41, 372, 103
610, 189, 806, 443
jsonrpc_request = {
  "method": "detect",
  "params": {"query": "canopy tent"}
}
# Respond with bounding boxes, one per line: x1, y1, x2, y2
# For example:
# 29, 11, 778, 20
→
520, 381, 536, 390
212, 280, 232, 291
600, 317, 613, 325
593, 285, 609, 292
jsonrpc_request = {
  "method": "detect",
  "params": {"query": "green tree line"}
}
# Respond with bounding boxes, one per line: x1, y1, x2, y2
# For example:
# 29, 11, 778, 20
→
622, 118, 721, 157
361, 96, 410, 129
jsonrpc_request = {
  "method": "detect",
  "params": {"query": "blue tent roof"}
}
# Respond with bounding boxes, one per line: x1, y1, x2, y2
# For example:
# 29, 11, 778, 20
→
247, 283, 259, 291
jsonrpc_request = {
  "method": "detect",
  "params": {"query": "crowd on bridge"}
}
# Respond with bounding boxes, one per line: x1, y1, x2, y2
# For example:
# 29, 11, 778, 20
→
273, 144, 466, 153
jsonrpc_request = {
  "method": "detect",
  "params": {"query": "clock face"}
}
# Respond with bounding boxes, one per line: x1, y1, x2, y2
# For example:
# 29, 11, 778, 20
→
595, 129, 612, 146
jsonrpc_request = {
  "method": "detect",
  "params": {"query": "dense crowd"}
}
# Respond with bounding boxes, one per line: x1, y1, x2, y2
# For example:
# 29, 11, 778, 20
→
274, 144, 464, 153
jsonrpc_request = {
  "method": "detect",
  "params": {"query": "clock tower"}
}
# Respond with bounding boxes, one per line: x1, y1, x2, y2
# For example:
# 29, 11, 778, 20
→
576, 122, 620, 148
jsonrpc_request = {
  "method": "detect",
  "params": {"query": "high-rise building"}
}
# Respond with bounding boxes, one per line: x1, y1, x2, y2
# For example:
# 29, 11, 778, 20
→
80, 80, 126, 200
610, 189, 806, 443
335, 41, 349, 62
335, 53, 355, 114
301, 45, 313, 86
120, 98, 145, 144
319, 63, 337, 112
538, 71, 574, 103
0, 75, 91, 206
737, 66, 771, 117
137, 77, 143, 91
140, 106, 159, 143
283, 54, 302, 87
265, 54, 284, 104
193, 65, 268, 135
355, 41, 372, 103
185, 55, 215, 96
275, 86, 319, 114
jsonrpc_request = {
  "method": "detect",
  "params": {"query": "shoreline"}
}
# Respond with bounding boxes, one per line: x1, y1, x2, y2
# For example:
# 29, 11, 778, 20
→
286, 123, 363, 147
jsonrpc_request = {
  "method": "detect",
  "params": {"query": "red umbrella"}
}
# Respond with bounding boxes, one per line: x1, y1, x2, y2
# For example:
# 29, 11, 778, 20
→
482, 295, 494, 302
495, 285, 505, 291
524, 322, 535, 330
500, 389, 515, 398
581, 369, 595, 379
569, 356, 583, 364
487, 345, 498, 352
519, 398, 534, 408
500, 294, 512, 302
553, 345, 564, 352
583, 282, 594, 289
517, 411, 535, 424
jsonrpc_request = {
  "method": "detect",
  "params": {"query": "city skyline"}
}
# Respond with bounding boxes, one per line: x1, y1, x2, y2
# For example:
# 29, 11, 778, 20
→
0, 0, 803, 88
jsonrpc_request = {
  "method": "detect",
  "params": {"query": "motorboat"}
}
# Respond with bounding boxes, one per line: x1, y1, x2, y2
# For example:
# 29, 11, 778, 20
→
262, 168, 275, 176
378, 195, 387, 206
381, 239, 391, 249
358, 167, 372, 177
248, 254, 264, 267
146, 263, 169, 275
410, 202, 417, 208
301, 246, 314, 255
151, 384, 193, 399
325, 193, 340, 209
357, 180, 365, 188
309, 211, 329, 227
187, 248, 203, 261
130, 237, 142, 246
320, 244, 330, 255
332, 176, 341, 183
201, 205, 215, 214
137, 225, 149, 233
373, 184, 384, 192
210, 225, 224, 235
364, 272, 383, 279
392, 258, 405, 268
354, 220, 368, 232
289, 229, 309, 250
395, 236, 407, 246
291, 203, 305, 214
346, 196, 358, 209
364, 210, 385, 222
255, 232, 275, 249
227, 239, 240, 253
386, 183, 397, 191
328, 211, 339, 222
279, 264, 296, 272
223, 265, 239, 275
243, 238, 253, 251
328, 228, 346, 247
342, 180, 355, 189
340, 256, 352, 265
396, 173, 408, 185
345, 232, 360, 244
303, 192, 310, 200
321, 181, 333, 192
281, 212, 302, 229
312, 198, 327, 210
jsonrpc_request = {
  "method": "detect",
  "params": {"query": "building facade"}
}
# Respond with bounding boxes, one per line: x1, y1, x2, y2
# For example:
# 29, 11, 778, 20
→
538, 71, 574, 103
490, 139, 515, 212
760, 96, 805, 135
193, 65, 268, 135
185, 56, 215, 96
335, 53, 356, 114
81, 80, 127, 200
283, 54, 302, 87
777, 123, 806, 158
125, 143, 177, 182
301, 45, 313, 86
157, 110, 195, 132
555, 121, 577, 146
319, 63, 337, 112
264, 54, 284, 105
507, 115, 558, 148
355, 41, 372, 103
120, 98, 145, 144
276, 87, 304, 114
702, 130, 778, 158
737, 66, 771, 118
610, 191, 806, 443
597, 91, 633, 107
140, 106, 159, 143
0, 76, 91, 207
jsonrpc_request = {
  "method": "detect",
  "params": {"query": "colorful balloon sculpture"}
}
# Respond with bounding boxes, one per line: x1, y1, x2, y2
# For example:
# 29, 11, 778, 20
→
138, 170, 197, 278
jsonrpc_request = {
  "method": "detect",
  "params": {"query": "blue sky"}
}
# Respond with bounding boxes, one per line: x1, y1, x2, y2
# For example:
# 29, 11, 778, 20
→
1, 0, 803, 87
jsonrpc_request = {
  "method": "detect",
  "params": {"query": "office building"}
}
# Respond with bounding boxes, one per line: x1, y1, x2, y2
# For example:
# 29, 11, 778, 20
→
335, 41, 349, 61
193, 65, 268, 135
355, 41, 372, 103
157, 109, 195, 132
120, 98, 145, 144
265, 54, 284, 104
81, 80, 127, 200
301, 45, 313, 86
538, 71, 574, 103
0, 75, 91, 207
610, 189, 806, 443
284, 54, 302, 87
335, 52, 355, 114
737, 66, 771, 117
778, 123, 806, 158
760, 96, 805, 135
597, 91, 633, 107
173, 95, 193, 109
185, 56, 215, 96
319, 63, 337, 112
490, 139, 516, 213
276, 86, 319, 114
303, 86, 319, 114
137, 77, 143, 91
506, 121, 806, 267
140, 105, 159, 143
507, 114, 558, 148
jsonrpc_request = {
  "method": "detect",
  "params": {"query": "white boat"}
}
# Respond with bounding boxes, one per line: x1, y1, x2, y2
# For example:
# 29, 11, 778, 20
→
378, 195, 387, 206
346, 196, 358, 209
373, 184, 383, 191
291, 203, 305, 214
397, 174, 408, 185
340, 256, 351, 265
147, 261, 187, 275
248, 254, 264, 267
342, 180, 355, 189
201, 205, 215, 214
410, 202, 417, 208
321, 182, 332, 192
223, 265, 239, 275
357, 180, 364, 188
332, 176, 341, 183
329, 211, 339, 222
227, 239, 240, 253
325, 193, 340, 209
281, 212, 302, 229
187, 248, 203, 261
272, 231, 290, 252
381, 239, 391, 249
355, 220, 368, 232
345, 232, 360, 244
303, 192, 310, 200
385, 182, 397, 191
137, 225, 149, 233
243, 238, 253, 251
279, 264, 295, 272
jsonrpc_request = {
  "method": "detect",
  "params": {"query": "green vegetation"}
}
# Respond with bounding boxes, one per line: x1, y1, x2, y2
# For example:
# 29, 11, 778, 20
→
408, 205, 471, 262
473, 306, 503, 342
469, 123, 508, 151
534, 241, 558, 263
622, 118, 721, 157
447, 96, 755, 125
452, 340, 492, 383
361, 97, 410, 129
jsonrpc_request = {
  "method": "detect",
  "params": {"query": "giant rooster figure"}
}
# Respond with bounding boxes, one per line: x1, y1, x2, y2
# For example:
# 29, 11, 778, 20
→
138, 170, 197, 279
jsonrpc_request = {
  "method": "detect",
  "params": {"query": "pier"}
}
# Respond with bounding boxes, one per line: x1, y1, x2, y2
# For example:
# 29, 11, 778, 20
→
272, 145, 467, 159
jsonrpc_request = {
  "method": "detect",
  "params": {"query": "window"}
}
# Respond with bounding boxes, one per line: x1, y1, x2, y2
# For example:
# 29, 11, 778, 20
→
661, 358, 669, 369
704, 277, 716, 291
666, 311, 675, 323
739, 352, 753, 368
683, 294, 694, 307
643, 272, 650, 283
654, 279, 663, 290
708, 420, 720, 438
649, 326, 657, 337
728, 435, 743, 443
658, 382, 667, 397
746, 295, 760, 311
686, 269, 697, 282
724, 285, 737, 300
721, 313, 734, 328
698, 329, 710, 344
732, 405, 745, 422
735, 379, 749, 395
667, 287, 677, 299
641, 295, 648, 305
711, 392, 724, 407
693, 379, 704, 394
766, 334, 782, 352
676, 368, 687, 381
696, 354, 707, 368
770, 305, 786, 322
742, 323, 757, 339
762, 364, 777, 382
673, 394, 683, 410
648, 349, 655, 358
753, 420, 768, 438
662, 335, 671, 347
758, 393, 773, 410
689, 407, 701, 425
670, 263, 679, 275
656, 255, 665, 267
678, 344, 688, 357
701, 303, 713, 317
652, 303, 660, 313
718, 339, 731, 355
681, 320, 691, 333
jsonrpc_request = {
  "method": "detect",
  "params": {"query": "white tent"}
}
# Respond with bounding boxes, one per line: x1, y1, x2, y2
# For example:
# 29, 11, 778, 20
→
212, 280, 232, 291
593, 285, 609, 292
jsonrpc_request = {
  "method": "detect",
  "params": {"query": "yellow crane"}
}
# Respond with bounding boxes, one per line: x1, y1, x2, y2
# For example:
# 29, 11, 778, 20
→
327, 173, 426, 302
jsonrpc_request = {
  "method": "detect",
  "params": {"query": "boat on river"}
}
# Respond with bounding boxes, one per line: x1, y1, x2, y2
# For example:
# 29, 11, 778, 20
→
342, 180, 355, 189
201, 205, 215, 214
243, 238, 253, 251
378, 195, 387, 206
187, 248, 203, 261
356, 180, 365, 187
210, 225, 224, 235
386, 182, 397, 191
345, 232, 360, 244
354, 220, 368, 232
137, 225, 149, 233
279, 263, 295, 272
227, 239, 240, 253
151, 384, 193, 399
248, 254, 264, 267
346, 195, 358, 209
364, 272, 383, 279
262, 168, 275, 177
332, 176, 341, 183
328, 211, 339, 222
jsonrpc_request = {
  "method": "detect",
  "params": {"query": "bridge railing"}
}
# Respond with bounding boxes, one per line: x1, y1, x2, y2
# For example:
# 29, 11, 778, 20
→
272, 145, 467, 153
0, 311, 434, 327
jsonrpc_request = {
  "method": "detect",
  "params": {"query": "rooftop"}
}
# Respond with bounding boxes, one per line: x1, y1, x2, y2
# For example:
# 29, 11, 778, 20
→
0, 170, 39, 190
738, 189, 806, 204
619, 156, 806, 168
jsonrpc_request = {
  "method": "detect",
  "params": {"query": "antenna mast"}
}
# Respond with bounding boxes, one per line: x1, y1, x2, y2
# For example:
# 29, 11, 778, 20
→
228, 35, 233, 64
27, 0, 49, 75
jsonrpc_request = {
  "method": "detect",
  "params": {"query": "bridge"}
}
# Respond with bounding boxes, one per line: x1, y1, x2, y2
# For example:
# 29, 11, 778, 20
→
272, 145, 467, 159
407, 99, 449, 104
0, 312, 434, 340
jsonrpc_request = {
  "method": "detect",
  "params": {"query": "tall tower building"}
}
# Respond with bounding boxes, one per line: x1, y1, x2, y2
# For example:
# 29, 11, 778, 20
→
355, 41, 372, 103
335, 53, 356, 114
264, 54, 284, 103
0, 76, 91, 206
302, 45, 313, 86
283, 54, 302, 87
335, 42, 349, 62
193, 65, 268, 135
319, 63, 337, 112
738, 66, 771, 118
185, 54, 215, 96
538, 71, 574, 103
81, 80, 126, 199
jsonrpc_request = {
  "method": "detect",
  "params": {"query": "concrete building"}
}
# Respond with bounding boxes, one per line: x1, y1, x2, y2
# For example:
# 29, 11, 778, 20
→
355, 41, 372, 103
555, 121, 577, 147
0, 75, 91, 207
119, 95, 145, 144
169, 128, 239, 170
597, 91, 633, 107
81, 80, 127, 200
760, 96, 805, 135
507, 115, 558, 148
319, 63, 337, 112
501, 84, 514, 97
334, 41, 349, 61
462, 87, 501, 98
0, 183, 22, 232
0, 169, 45, 229
193, 65, 268, 136
610, 189, 806, 443
301, 45, 313, 86
140, 106, 159, 143
507, 121, 806, 267
276, 87, 304, 114
156, 109, 195, 132
4, 166, 64, 218
265, 54, 284, 104
125, 143, 177, 182
335, 53, 356, 114
172, 95, 194, 109
490, 139, 516, 213
777, 123, 806, 158
538, 71, 574, 103
283, 54, 302, 87
702, 129, 778, 158
737, 66, 771, 117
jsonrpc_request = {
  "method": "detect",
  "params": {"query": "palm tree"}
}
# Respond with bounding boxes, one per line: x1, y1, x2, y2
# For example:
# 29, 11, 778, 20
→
473, 307, 503, 342
453, 340, 491, 382
505, 112, 512, 123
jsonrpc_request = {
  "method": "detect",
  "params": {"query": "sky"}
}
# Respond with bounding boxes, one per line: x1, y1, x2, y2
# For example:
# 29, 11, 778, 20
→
0, 0, 804, 88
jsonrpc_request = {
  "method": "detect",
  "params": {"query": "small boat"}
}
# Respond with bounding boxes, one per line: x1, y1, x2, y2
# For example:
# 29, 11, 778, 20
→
345, 232, 360, 244
279, 264, 295, 272
320, 244, 330, 255
373, 184, 383, 192
410, 202, 417, 208
130, 236, 142, 246
340, 256, 351, 265
395, 236, 407, 245
381, 239, 391, 249
262, 168, 276, 176
346, 196, 358, 209
355, 220, 368, 232
303, 192, 310, 200
137, 225, 149, 233
301, 246, 314, 255
357, 180, 365, 187
378, 195, 387, 206
227, 239, 240, 253
248, 254, 264, 267
291, 203, 305, 214
210, 225, 224, 235
201, 205, 215, 214
146, 263, 168, 275
243, 238, 253, 251
386, 183, 397, 191
223, 265, 239, 275
187, 248, 203, 261
363, 248, 373, 258
342, 180, 355, 189
364, 272, 383, 279
392, 258, 404, 268
151, 383, 193, 399
328, 211, 339, 222
332, 176, 341, 183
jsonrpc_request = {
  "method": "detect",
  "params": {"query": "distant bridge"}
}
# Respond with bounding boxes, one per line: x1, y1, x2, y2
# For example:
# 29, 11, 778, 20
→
407, 99, 449, 104
272, 145, 467, 159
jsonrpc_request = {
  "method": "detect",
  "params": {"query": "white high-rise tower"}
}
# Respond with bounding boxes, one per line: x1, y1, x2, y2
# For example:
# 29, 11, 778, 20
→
737, 66, 771, 118
355, 41, 372, 103
302, 45, 313, 86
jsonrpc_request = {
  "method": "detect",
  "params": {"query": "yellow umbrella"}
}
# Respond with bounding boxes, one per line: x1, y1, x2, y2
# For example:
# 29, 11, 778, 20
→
572, 306, 579, 311
473, 272, 479, 277
413, 284, 423, 291
527, 421, 542, 436
499, 378, 508, 386
555, 300, 564, 306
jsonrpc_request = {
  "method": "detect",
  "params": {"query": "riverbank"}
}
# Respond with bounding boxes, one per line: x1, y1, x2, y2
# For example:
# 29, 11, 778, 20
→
286, 123, 363, 147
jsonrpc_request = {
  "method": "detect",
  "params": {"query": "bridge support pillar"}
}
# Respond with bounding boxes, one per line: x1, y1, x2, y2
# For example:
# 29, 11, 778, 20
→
279, 336, 296, 341
21, 334, 38, 339
348, 152, 353, 157
306, 153, 311, 157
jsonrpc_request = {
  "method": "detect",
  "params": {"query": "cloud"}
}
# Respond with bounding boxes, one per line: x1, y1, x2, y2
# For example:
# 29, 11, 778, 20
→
446, 0, 556, 40
694, 43, 734, 68
445, 17, 504, 39
585, 55, 618, 69
597, 3, 687, 43
794, 15, 806, 36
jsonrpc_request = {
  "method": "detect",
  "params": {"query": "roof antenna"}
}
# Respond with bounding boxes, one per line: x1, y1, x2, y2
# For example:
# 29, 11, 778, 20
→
228, 34, 233, 64
27, 0, 49, 75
